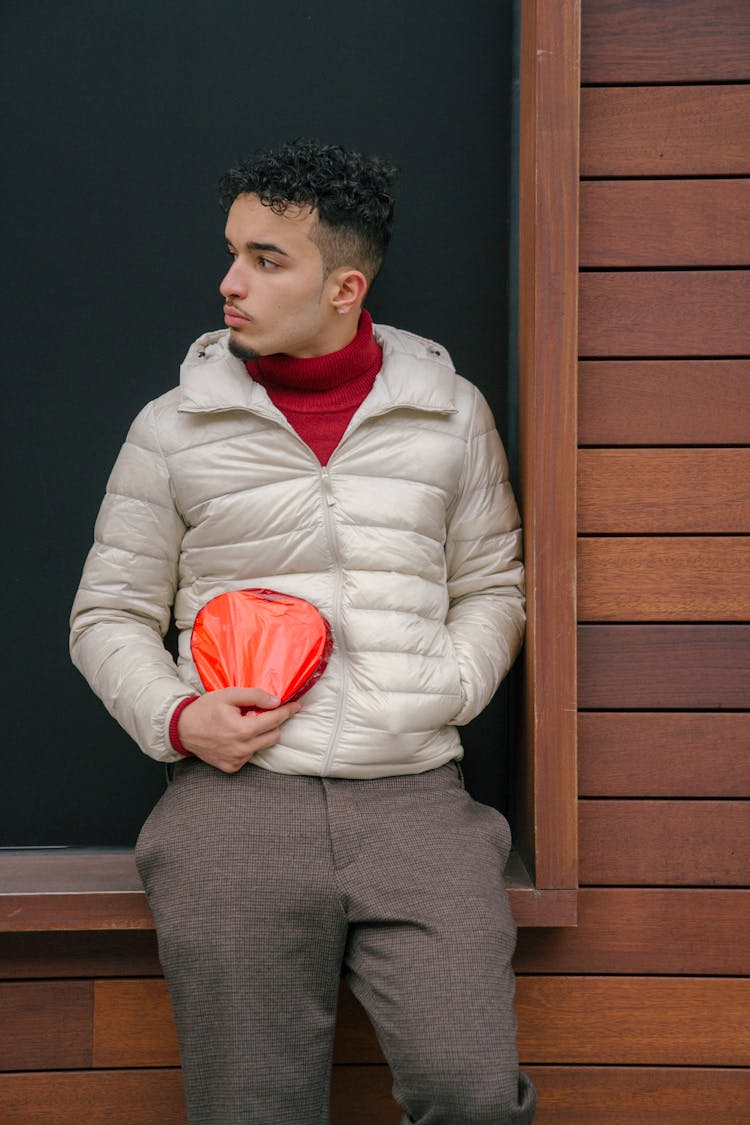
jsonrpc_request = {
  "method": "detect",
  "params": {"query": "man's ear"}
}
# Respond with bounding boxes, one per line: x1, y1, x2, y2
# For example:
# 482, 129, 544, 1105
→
329, 268, 369, 317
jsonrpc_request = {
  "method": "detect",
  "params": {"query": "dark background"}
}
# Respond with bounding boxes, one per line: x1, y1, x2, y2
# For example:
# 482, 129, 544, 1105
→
0, 0, 518, 845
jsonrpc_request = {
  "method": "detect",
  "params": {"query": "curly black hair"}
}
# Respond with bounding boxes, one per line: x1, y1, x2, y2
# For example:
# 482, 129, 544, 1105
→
218, 139, 399, 282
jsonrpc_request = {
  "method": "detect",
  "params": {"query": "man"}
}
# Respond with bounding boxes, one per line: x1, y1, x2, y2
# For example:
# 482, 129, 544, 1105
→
70, 139, 536, 1124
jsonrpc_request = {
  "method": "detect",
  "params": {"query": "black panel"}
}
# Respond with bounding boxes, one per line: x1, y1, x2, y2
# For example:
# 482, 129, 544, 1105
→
1, 0, 516, 844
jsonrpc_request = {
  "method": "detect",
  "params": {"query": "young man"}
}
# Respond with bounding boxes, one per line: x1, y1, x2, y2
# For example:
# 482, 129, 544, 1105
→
70, 140, 536, 1124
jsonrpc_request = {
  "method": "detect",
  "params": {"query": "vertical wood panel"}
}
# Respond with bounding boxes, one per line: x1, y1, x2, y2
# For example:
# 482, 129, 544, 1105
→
517, 0, 580, 898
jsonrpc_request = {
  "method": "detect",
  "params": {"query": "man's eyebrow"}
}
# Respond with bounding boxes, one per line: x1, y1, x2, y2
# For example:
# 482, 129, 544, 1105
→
227, 239, 290, 258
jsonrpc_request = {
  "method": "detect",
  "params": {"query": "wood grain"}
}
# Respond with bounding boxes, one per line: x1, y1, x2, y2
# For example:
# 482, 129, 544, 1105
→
1, 1065, 749, 1124
578, 271, 750, 357
0, 1071, 187, 1125
0, 931, 162, 980
577, 537, 750, 621
578, 624, 750, 708
516, 976, 750, 1065
578, 449, 750, 533
581, 0, 750, 83
0, 982, 92, 1071
526, 1065, 750, 1123
578, 799, 750, 885
517, 0, 580, 899
578, 360, 750, 446
581, 86, 750, 176
580, 180, 750, 267
578, 712, 750, 797
515, 888, 750, 975
93, 979, 180, 1068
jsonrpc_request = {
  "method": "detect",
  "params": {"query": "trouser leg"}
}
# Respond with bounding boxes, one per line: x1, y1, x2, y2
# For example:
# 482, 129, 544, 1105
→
326, 766, 536, 1125
135, 760, 348, 1125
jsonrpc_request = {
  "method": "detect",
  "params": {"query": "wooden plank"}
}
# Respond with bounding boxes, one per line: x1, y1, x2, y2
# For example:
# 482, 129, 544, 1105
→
578, 537, 750, 621
0, 982, 92, 1071
92, 979, 386, 1069
526, 1065, 750, 1123
578, 450, 750, 534
331, 1067, 400, 1124
0, 1070, 186, 1124
578, 712, 750, 797
578, 360, 750, 446
517, 0, 580, 898
581, 0, 750, 84
580, 180, 750, 267
1, 1066, 748, 1125
578, 271, 750, 357
0, 931, 162, 979
516, 976, 750, 1065
0, 847, 571, 932
0, 848, 153, 932
578, 799, 750, 886
515, 888, 750, 975
578, 624, 750, 709
0, 892, 153, 932
581, 86, 750, 176
93, 979, 180, 1068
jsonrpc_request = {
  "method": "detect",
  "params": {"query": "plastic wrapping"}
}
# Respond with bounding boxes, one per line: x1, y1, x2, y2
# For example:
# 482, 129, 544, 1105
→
191, 588, 333, 703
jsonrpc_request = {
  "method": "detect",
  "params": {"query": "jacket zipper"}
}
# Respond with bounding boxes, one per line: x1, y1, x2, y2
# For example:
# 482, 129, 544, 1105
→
319, 466, 348, 774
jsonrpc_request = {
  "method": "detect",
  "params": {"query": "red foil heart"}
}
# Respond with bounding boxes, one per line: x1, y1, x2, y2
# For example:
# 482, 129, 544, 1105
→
191, 588, 333, 703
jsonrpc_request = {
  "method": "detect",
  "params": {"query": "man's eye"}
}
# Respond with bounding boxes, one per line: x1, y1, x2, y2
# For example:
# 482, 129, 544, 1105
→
258, 257, 278, 270
225, 249, 237, 259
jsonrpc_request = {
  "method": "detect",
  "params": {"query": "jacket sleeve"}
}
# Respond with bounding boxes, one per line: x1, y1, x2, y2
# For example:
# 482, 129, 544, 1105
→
69, 402, 194, 762
444, 387, 525, 726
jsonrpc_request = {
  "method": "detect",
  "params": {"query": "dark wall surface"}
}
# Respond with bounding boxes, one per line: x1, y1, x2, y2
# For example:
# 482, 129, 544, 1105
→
1, 0, 515, 844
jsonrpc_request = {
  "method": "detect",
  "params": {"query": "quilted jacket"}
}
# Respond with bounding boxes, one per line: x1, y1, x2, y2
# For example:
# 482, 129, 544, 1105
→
70, 323, 525, 776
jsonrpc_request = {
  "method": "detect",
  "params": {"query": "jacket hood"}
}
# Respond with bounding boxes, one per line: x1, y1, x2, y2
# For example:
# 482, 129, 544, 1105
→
177, 322, 459, 419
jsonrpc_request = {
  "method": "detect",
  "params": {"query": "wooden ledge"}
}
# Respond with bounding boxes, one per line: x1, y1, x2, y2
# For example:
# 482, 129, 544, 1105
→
0, 849, 576, 932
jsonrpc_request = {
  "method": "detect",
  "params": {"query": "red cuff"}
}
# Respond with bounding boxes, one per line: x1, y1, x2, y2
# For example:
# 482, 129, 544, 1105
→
168, 695, 200, 757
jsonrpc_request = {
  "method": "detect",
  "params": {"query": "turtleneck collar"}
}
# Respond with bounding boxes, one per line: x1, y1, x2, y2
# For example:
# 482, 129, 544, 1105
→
245, 309, 381, 394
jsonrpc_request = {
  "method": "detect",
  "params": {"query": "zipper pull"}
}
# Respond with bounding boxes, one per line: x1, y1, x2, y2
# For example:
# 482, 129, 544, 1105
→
321, 468, 335, 506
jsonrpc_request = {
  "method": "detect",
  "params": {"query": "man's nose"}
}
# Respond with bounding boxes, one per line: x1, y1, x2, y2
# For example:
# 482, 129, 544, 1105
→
220, 260, 246, 299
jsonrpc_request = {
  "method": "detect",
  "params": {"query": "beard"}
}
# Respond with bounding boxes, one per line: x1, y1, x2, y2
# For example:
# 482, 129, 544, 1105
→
227, 334, 261, 362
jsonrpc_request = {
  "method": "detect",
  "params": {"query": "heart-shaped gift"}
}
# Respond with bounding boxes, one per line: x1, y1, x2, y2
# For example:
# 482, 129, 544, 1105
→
191, 588, 333, 703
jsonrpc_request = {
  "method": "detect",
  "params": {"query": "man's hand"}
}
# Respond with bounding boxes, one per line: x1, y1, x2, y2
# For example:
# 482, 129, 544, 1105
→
177, 688, 301, 773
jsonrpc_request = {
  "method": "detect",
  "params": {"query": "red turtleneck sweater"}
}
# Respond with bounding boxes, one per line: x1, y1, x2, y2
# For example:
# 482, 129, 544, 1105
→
245, 309, 382, 466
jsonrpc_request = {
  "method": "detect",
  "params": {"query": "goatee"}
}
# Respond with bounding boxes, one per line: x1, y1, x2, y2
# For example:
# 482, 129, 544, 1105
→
228, 336, 261, 362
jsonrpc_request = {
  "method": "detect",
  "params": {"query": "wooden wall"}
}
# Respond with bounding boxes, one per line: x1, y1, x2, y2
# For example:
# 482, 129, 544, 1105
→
515, 0, 750, 1118
2, 2, 749, 1121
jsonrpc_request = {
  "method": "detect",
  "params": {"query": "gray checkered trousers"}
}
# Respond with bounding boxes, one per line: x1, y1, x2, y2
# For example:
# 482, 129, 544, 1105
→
135, 758, 537, 1123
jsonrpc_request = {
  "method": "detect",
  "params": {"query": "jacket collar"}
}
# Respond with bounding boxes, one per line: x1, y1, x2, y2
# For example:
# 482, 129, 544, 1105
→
178, 323, 458, 421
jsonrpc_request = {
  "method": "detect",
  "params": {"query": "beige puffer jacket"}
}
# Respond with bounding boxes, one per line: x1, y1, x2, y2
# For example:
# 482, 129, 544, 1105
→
70, 323, 525, 776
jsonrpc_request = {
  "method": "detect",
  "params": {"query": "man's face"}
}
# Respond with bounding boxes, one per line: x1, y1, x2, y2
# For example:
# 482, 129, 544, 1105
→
220, 193, 336, 359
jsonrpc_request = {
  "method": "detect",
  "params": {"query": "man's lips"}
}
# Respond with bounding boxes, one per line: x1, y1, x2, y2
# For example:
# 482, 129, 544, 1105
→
224, 305, 250, 325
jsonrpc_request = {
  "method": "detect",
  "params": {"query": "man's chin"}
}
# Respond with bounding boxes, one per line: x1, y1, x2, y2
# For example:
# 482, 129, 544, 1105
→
227, 334, 261, 362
